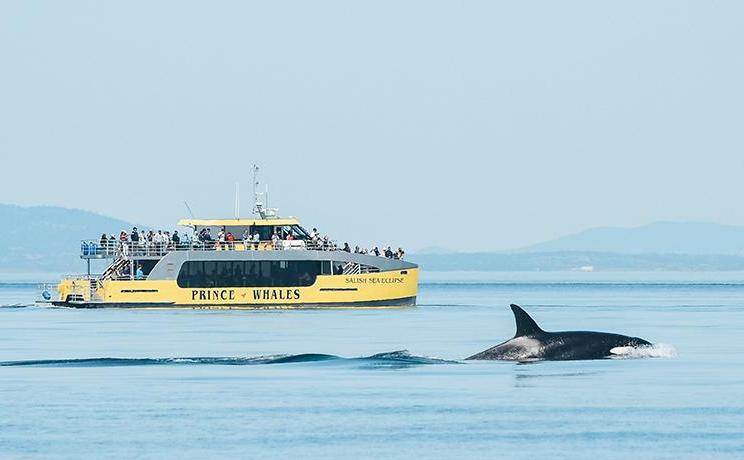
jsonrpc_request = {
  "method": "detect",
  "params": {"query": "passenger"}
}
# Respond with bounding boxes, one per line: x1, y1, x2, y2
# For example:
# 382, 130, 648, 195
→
286, 232, 294, 241
194, 229, 203, 249
165, 231, 173, 251
135, 230, 144, 255
343, 242, 351, 253
354, 245, 361, 254
172, 230, 181, 249
395, 247, 405, 260
271, 231, 280, 250
118, 231, 128, 255
226, 231, 235, 250
155, 230, 166, 255
130, 228, 139, 255
252, 231, 260, 250
310, 227, 319, 239
135, 265, 145, 280
218, 227, 226, 243
372, 246, 380, 257
242, 229, 251, 250
100, 234, 108, 255
322, 235, 330, 250
385, 246, 394, 258
181, 231, 191, 249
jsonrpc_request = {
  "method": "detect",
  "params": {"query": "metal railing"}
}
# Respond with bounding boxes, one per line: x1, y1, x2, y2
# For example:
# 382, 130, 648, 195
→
81, 238, 342, 259
62, 273, 103, 280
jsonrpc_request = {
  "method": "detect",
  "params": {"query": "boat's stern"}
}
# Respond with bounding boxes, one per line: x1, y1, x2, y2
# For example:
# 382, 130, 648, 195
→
55, 277, 93, 305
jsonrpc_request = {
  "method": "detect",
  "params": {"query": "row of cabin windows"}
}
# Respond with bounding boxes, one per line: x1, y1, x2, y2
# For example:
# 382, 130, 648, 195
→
196, 225, 310, 241
176, 260, 347, 288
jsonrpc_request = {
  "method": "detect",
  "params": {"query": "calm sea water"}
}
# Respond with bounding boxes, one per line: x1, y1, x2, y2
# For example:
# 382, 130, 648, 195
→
1, 272, 743, 459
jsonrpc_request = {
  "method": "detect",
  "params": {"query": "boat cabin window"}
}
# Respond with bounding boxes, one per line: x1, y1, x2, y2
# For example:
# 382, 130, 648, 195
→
217, 225, 310, 241
176, 260, 322, 288
277, 225, 310, 240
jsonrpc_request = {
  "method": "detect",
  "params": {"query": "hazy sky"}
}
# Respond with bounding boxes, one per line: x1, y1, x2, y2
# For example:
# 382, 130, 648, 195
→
1, 2, 742, 251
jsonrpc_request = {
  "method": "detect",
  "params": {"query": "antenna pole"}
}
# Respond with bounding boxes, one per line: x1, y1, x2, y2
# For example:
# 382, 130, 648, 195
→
235, 182, 240, 219
184, 201, 195, 218
252, 164, 260, 216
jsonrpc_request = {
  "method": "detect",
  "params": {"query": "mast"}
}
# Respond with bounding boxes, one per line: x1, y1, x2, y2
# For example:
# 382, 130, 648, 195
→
252, 164, 263, 218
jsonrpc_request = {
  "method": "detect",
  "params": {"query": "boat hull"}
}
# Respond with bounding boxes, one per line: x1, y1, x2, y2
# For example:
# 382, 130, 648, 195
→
55, 269, 419, 309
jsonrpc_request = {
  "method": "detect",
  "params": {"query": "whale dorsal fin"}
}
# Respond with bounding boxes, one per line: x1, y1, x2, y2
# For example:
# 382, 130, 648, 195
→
510, 304, 545, 337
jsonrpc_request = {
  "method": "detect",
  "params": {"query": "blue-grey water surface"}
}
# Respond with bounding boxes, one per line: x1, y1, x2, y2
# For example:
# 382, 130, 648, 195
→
1, 272, 743, 459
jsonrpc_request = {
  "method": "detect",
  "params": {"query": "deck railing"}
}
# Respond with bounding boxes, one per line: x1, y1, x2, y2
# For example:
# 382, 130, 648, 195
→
81, 238, 339, 258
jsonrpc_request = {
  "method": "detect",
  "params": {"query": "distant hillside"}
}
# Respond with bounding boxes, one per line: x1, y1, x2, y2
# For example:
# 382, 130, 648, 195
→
519, 222, 744, 255
0, 204, 135, 272
411, 251, 744, 272
4, 205, 744, 274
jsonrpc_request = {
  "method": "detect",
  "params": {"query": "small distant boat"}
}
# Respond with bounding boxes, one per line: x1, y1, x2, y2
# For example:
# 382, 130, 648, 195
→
578, 266, 594, 272
54, 168, 418, 309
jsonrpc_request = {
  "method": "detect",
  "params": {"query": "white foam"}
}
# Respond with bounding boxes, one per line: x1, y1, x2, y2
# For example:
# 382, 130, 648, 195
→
609, 343, 677, 359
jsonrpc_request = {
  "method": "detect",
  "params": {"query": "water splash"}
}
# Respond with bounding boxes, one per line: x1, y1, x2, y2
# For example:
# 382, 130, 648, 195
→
609, 343, 677, 359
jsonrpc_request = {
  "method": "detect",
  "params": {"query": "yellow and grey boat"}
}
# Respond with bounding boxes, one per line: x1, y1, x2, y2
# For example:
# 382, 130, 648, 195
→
55, 196, 418, 309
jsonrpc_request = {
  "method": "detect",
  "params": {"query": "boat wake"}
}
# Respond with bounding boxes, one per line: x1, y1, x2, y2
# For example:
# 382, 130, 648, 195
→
0, 350, 459, 369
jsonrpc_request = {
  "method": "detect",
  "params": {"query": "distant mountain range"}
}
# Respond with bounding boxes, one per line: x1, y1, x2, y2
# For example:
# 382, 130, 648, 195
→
518, 221, 744, 255
413, 221, 744, 271
0, 204, 134, 272
3, 204, 744, 273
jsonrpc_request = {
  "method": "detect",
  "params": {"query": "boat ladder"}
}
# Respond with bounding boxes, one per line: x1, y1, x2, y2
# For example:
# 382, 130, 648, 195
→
101, 257, 129, 280
342, 263, 361, 275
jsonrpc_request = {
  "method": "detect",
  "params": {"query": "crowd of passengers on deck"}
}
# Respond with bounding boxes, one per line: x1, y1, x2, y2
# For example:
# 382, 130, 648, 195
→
95, 226, 405, 260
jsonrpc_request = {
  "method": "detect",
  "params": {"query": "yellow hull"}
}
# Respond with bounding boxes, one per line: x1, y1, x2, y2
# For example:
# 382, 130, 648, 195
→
56, 269, 418, 309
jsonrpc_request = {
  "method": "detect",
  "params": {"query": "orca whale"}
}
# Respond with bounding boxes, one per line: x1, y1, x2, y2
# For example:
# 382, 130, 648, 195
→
466, 304, 652, 361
